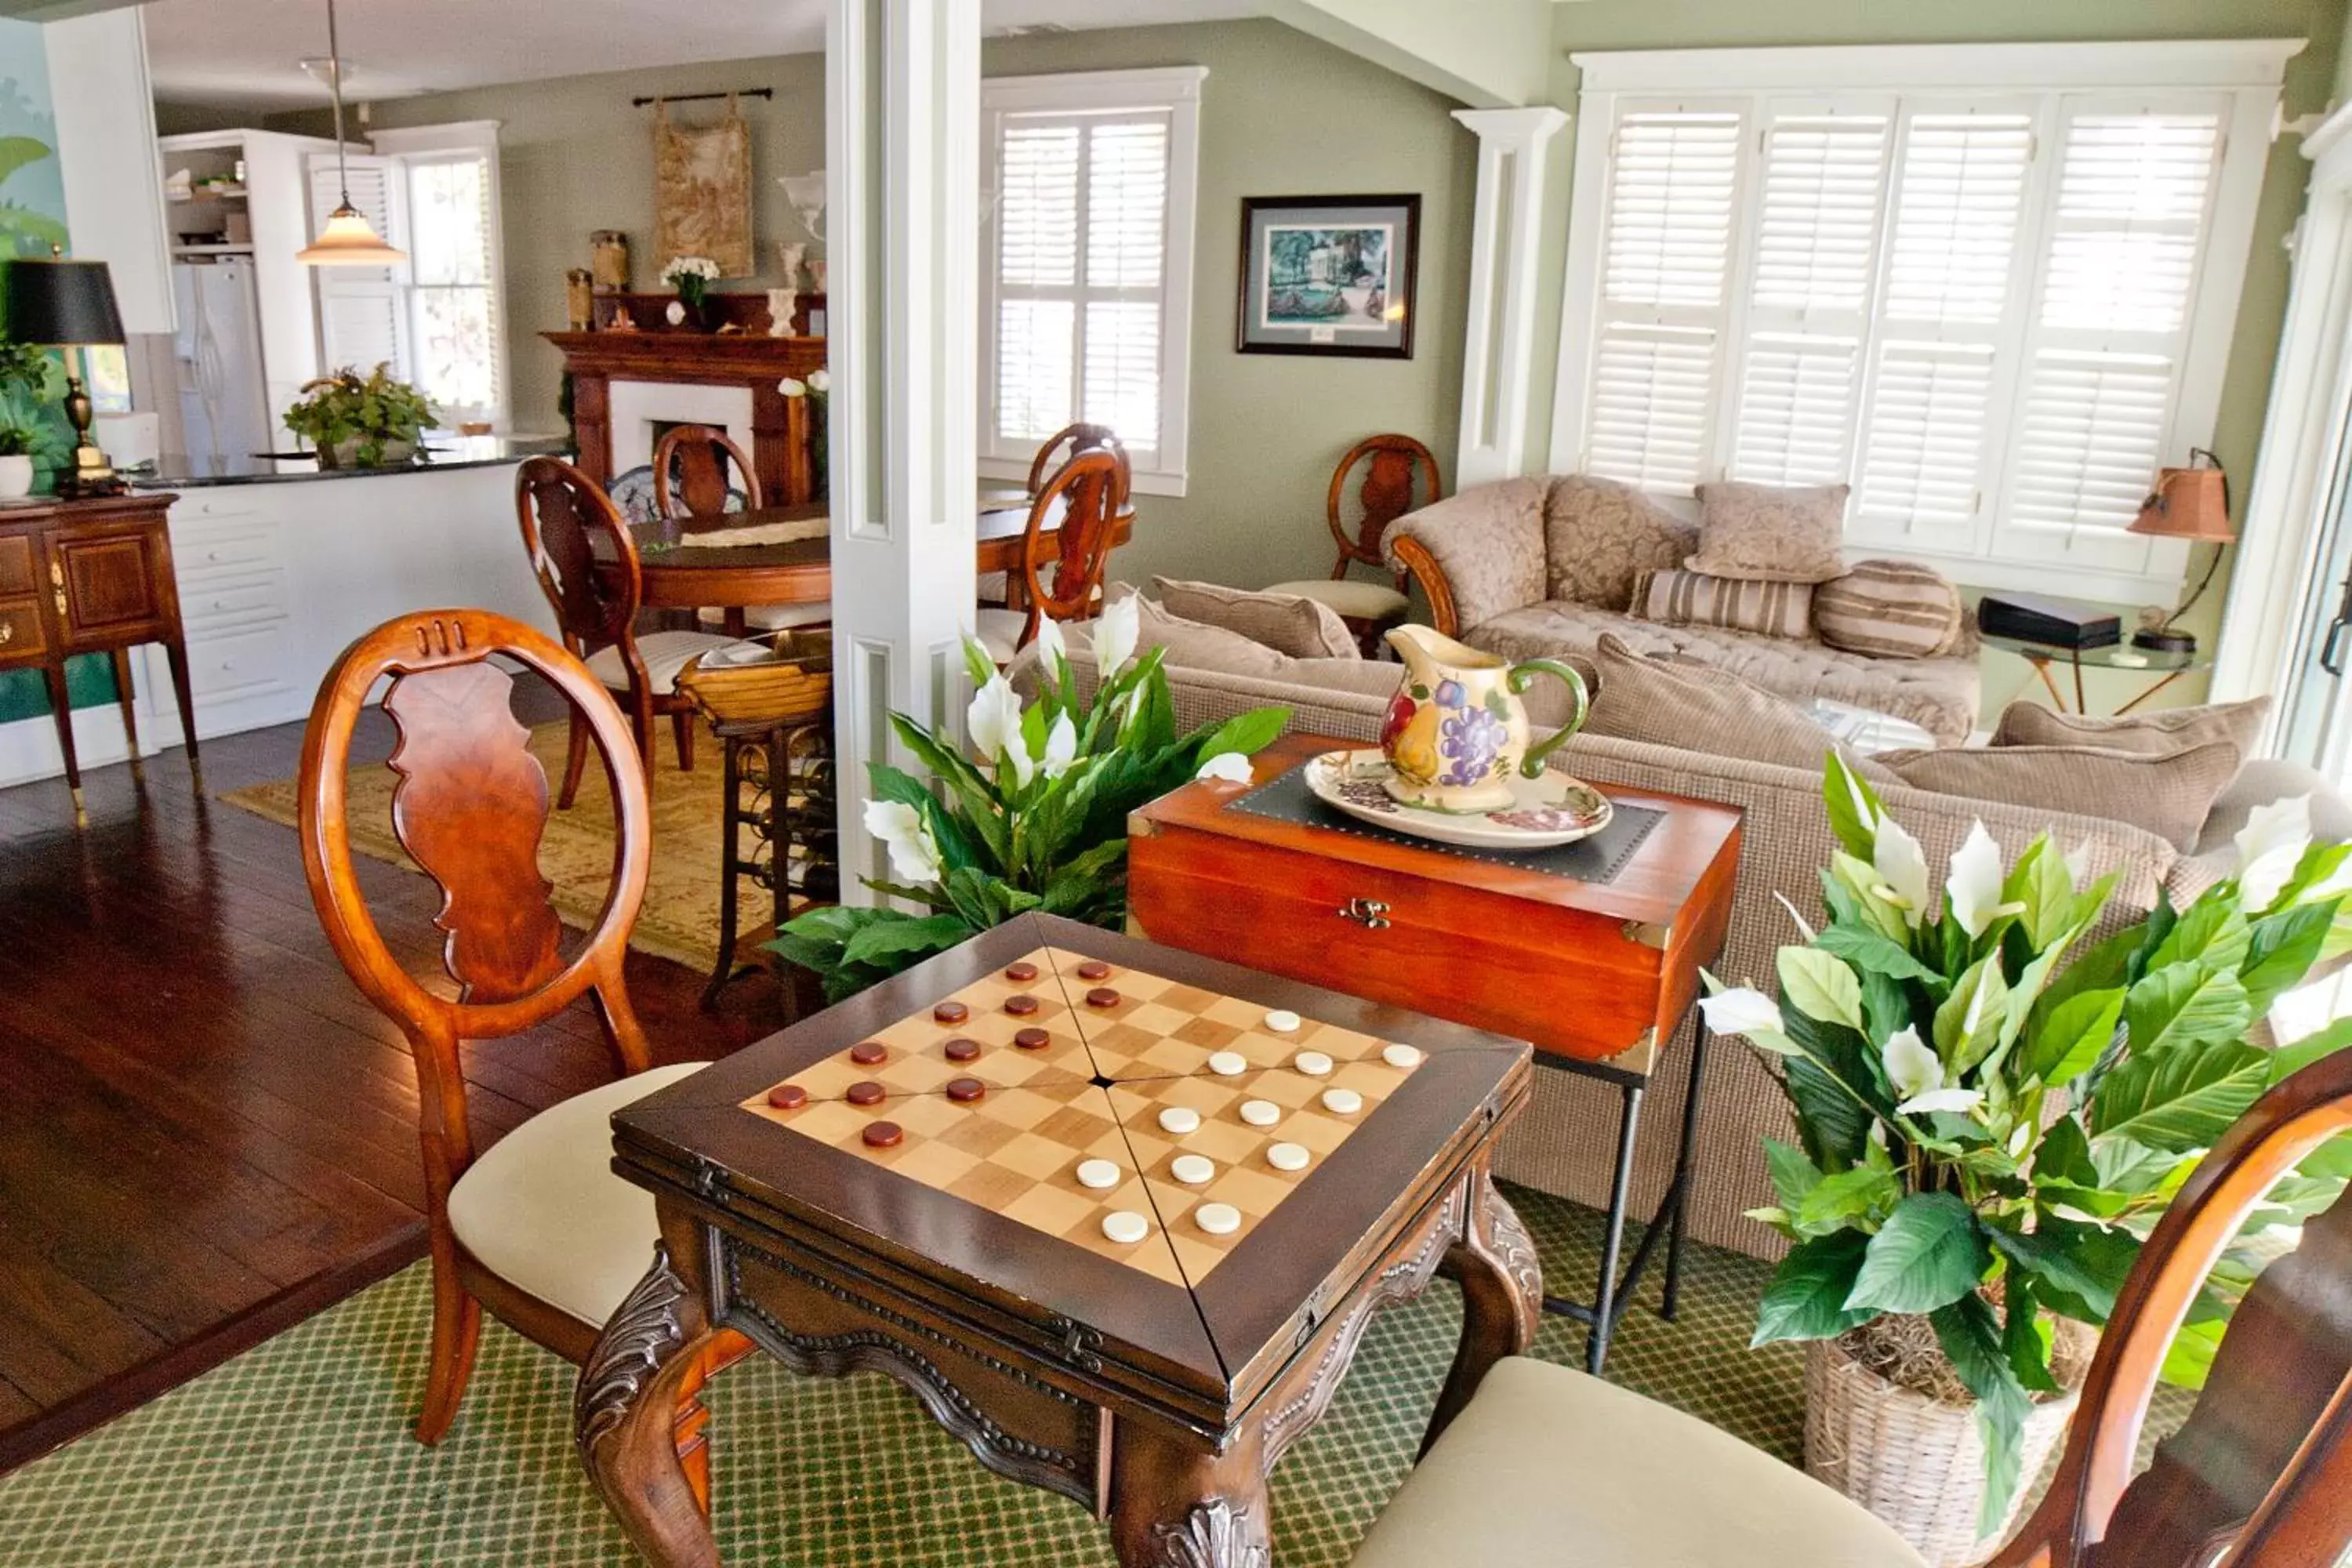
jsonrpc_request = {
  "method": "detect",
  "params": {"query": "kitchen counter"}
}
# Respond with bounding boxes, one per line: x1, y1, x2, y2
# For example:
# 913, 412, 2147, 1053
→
128, 434, 571, 489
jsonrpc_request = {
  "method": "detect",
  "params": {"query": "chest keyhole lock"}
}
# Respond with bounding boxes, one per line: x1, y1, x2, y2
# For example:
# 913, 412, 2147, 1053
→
1337, 897, 1390, 929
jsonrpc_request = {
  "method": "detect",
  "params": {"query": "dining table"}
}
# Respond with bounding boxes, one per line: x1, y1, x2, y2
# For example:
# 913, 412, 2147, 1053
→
624, 485, 1130, 633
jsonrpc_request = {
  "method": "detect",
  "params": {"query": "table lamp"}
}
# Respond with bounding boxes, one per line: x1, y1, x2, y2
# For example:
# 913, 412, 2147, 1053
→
2125, 447, 2234, 655
7, 248, 127, 498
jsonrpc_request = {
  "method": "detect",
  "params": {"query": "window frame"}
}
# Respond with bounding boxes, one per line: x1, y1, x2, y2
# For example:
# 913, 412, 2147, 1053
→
366, 120, 510, 432
1548, 41, 2294, 602
977, 67, 1206, 499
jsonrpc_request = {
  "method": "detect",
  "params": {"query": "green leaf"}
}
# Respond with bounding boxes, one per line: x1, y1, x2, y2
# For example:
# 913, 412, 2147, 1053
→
2129, 888, 2180, 987
1185, 703, 1290, 765
1934, 955, 2010, 1071
2241, 900, 2337, 1016
1762, 1138, 1824, 1212
1779, 946, 1865, 1031
1858, 967, 1918, 1053
1846, 1192, 1990, 1314
1814, 924, 1946, 988
1824, 753, 1885, 861
1784, 1058, 1874, 1169
1792, 1161, 1902, 1239
2031, 1115, 2099, 1188
1929, 1294, 2032, 1537
2265, 1014, 2352, 1084
2092, 1036, 2270, 1154
839, 911, 975, 967
2001, 1275, 2060, 1394
2024, 987, 2125, 1086
1751, 1230, 1875, 1345
2124, 964, 2252, 1057
2148, 898, 2251, 977
2158, 1316, 2225, 1392
1988, 1219, 2139, 1323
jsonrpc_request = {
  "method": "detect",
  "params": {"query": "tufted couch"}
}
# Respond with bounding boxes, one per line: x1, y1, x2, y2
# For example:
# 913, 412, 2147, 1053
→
1381, 476, 1982, 746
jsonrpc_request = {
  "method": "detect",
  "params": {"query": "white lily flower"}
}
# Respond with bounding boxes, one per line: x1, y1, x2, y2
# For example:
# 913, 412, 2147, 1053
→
2236, 793, 2313, 913
1773, 890, 1817, 943
1881, 1026, 1940, 1104
967, 673, 1033, 786
862, 799, 942, 885
1034, 614, 1066, 666
1196, 751, 1253, 785
1898, 1086, 1987, 1116
1699, 986, 1783, 1040
1041, 713, 1078, 779
1948, 821, 2025, 938
777, 376, 808, 397
1873, 815, 1932, 927
1839, 761, 1882, 837
1094, 593, 1140, 677
2063, 838, 2096, 890
808, 367, 831, 393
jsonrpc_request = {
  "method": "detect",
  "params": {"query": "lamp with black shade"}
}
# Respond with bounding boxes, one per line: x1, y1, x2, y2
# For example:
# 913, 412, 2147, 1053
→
2125, 447, 2235, 655
7, 247, 126, 499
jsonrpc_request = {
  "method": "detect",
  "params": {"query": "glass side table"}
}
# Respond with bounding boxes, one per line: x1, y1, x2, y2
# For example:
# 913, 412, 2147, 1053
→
1982, 635, 2210, 714
1801, 697, 1939, 754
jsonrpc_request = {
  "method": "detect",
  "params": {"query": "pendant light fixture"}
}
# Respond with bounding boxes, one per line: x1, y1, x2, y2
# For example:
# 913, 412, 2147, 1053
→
297, 0, 402, 266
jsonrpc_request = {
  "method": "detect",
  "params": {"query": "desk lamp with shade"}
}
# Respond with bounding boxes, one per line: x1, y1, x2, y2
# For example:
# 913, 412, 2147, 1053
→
2127, 447, 2236, 655
6, 247, 127, 499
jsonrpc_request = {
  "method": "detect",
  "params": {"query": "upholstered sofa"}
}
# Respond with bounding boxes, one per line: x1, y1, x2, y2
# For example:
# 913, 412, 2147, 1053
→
1016, 630, 2333, 1261
1381, 476, 1982, 746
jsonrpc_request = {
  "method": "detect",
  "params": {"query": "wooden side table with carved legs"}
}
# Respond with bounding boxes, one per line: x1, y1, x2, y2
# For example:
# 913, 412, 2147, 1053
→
575, 915, 1540, 1567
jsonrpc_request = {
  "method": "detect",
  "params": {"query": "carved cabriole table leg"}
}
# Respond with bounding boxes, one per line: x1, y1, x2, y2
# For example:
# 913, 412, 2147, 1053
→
1423, 1160, 1542, 1455
578, 1237, 725, 1568
1109, 1417, 1273, 1568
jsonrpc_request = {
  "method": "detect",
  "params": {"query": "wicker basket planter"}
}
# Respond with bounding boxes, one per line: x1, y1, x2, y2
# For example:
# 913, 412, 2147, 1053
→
1803, 1333, 2080, 1567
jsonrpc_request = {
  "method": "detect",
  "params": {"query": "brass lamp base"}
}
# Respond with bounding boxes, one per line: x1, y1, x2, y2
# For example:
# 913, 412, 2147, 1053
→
53, 375, 125, 499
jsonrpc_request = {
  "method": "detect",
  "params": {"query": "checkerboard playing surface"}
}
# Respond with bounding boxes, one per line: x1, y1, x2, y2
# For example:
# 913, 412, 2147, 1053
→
741, 944, 1432, 1287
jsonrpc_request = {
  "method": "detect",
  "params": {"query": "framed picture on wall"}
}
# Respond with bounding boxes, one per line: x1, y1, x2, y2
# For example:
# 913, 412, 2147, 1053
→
1236, 194, 1420, 358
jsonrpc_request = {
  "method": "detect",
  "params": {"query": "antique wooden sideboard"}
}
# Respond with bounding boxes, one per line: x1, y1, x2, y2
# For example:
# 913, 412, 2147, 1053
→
0, 491, 197, 816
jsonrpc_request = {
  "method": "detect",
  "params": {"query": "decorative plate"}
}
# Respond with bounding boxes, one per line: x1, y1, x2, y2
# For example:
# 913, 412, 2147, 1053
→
1302, 749, 1613, 851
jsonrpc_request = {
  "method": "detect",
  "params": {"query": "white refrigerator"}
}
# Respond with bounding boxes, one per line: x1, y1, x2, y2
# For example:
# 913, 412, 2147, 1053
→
172, 260, 271, 467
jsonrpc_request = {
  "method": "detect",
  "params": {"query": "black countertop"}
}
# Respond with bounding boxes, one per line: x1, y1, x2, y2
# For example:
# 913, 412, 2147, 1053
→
129, 435, 572, 490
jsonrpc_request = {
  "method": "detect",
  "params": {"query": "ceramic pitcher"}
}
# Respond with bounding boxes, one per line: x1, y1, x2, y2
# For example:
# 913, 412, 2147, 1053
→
1379, 626, 1589, 814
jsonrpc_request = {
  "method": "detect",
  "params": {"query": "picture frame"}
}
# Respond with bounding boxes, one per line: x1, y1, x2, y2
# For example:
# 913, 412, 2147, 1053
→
1236, 194, 1420, 359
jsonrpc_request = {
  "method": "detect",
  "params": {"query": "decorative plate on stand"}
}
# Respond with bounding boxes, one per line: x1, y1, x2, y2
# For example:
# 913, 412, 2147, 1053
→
1302, 749, 1613, 851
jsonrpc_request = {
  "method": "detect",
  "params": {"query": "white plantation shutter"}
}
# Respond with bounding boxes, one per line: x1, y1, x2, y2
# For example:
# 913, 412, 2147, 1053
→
1995, 102, 2224, 568
1584, 107, 1742, 491
307, 153, 408, 378
988, 108, 1171, 465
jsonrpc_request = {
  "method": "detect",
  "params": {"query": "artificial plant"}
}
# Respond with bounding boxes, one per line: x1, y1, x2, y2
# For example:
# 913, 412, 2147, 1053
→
284, 362, 438, 468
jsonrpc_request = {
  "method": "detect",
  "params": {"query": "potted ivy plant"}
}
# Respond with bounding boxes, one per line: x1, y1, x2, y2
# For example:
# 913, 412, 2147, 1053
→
0, 423, 38, 498
284, 362, 438, 469
0, 338, 68, 493
771, 598, 1288, 1000
1700, 755, 2350, 1564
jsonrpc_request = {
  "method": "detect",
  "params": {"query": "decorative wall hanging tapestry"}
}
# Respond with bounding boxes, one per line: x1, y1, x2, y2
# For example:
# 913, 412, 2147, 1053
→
653, 95, 753, 277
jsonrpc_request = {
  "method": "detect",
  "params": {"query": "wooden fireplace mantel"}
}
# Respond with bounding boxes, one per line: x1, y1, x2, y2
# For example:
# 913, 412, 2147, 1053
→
545, 330, 829, 505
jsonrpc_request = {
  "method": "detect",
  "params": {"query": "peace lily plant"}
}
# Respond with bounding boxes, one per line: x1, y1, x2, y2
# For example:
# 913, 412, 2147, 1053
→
771, 597, 1287, 1002
1701, 755, 2352, 1536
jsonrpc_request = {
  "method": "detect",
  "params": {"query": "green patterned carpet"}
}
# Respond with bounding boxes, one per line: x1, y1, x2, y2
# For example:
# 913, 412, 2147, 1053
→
0, 1187, 1802, 1566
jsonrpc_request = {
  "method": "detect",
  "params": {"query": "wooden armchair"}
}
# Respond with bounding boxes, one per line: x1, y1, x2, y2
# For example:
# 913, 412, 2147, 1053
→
296, 609, 742, 1487
655, 424, 831, 636
1267, 434, 1439, 655
517, 454, 749, 802
975, 448, 1126, 665
1350, 1047, 2352, 1568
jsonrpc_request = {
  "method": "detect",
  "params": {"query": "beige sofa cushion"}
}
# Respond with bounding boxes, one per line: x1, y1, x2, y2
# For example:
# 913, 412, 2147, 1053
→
1688, 480, 1851, 583
1465, 600, 1980, 747
1879, 740, 2242, 852
1150, 575, 1358, 659
1815, 559, 1964, 659
1992, 695, 2268, 757
1541, 474, 1698, 609
1348, 1356, 1929, 1568
1585, 633, 1850, 773
1630, 567, 1813, 640
1133, 593, 1402, 700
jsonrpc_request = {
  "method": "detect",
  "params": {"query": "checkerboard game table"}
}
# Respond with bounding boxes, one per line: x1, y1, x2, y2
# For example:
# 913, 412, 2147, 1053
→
576, 913, 1538, 1568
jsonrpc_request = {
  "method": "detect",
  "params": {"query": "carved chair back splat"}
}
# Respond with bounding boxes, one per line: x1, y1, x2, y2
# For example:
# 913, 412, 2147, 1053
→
1327, 434, 1438, 591
1025, 421, 1125, 499
653, 424, 764, 521
516, 454, 700, 801
1011, 447, 1127, 653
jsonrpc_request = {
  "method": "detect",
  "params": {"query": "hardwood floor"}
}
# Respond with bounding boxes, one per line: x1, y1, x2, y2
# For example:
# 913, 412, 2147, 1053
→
0, 704, 785, 1473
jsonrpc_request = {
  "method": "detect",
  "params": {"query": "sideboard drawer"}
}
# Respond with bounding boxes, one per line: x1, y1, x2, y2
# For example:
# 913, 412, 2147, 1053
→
179, 568, 289, 633
173, 492, 260, 524
173, 523, 279, 576
0, 596, 45, 660
0, 533, 33, 597
187, 622, 292, 699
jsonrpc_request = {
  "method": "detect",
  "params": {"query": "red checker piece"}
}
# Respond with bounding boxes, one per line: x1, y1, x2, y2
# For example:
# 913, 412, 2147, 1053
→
946, 1077, 986, 1103
766, 1083, 808, 1110
1076, 960, 1113, 980
862, 1121, 905, 1149
944, 1037, 983, 1062
849, 1041, 888, 1065
846, 1080, 887, 1106
934, 1000, 971, 1025
1085, 987, 1122, 1009
1013, 1026, 1051, 1050
1004, 961, 1040, 982
1004, 993, 1041, 1017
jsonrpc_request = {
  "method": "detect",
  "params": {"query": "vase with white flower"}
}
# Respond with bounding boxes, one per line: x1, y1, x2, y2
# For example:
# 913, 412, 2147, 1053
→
660, 255, 720, 328
769, 597, 1288, 1002
778, 368, 830, 499
1700, 755, 2350, 1564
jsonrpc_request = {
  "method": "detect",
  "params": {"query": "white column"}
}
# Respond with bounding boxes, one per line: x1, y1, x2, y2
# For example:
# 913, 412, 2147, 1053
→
1450, 106, 1567, 489
827, 0, 981, 895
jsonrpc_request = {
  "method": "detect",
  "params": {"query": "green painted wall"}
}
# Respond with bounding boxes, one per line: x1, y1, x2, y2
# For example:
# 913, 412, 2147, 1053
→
1531, 0, 2349, 719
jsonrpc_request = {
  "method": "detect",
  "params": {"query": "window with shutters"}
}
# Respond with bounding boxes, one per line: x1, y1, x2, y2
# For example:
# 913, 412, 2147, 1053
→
1552, 44, 2287, 600
979, 68, 1205, 497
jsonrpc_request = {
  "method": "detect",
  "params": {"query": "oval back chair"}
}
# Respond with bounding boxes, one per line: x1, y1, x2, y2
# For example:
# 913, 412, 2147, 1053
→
652, 423, 763, 521
977, 448, 1126, 663
1268, 434, 1442, 656
517, 455, 743, 800
1024, 421, 1125, 499
296, 609, 738, 1471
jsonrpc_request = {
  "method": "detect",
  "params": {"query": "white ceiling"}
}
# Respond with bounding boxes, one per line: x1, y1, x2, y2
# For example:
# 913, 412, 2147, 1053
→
142, 0, 1266, 113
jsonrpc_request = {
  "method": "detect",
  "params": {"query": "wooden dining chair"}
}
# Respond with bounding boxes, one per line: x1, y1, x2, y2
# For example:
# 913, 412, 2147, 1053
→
653, 426, 834, 637
1266, 434, 1440, 656
517, 454, 749, 804
1349, 1046, 2352, 1568
982, 423, 1131, 611
975, 447, 1126, 665
296, 609, 743, 1488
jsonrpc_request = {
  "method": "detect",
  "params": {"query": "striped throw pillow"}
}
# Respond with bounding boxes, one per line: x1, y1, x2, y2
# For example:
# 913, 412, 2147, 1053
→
1814, 560, 1963, 659
1627, 567, 1812, 641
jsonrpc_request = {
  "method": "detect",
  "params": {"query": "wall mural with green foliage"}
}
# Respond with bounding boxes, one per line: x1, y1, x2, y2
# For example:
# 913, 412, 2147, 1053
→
0, 16, 112, 729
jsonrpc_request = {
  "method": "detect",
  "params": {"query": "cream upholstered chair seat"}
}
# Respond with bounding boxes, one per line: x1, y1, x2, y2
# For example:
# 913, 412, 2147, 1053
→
1261, 576, 1410, 622
975, 607, 1027, 665
1348, 1357, 1928, 1568
696, 603, 833, 633
445, 1061, 707, 1327
585, 629, 756, 696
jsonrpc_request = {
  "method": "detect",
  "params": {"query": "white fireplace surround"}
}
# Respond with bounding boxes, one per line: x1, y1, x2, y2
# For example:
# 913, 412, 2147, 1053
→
607, 379, 757, 481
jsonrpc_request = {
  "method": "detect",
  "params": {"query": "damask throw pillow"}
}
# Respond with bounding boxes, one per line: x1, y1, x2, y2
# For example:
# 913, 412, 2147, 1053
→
1544, 475, 1697, 608
1686, 481, 1849, 584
